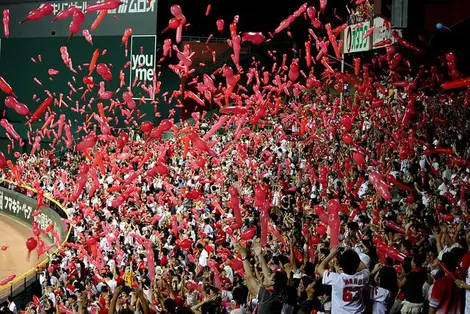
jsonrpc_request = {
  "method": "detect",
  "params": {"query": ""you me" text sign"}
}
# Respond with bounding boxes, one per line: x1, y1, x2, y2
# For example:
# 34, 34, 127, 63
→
129, 35, 157, 101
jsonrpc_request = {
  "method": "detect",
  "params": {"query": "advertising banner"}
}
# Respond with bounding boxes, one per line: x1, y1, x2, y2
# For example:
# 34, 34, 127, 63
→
342, 21, 372, 54
0, 187, 67, 242
0, 0, 158, 38
372, 17, 397, 49
129, 35, 157, 100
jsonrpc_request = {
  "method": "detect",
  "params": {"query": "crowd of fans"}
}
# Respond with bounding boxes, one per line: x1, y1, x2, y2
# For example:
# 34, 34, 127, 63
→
348, 1, 375, 25
1, 1, 470, 314
2, 84, 470, 314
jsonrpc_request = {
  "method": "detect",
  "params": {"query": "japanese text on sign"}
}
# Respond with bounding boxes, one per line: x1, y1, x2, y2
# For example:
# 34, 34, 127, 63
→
51, 0, 156, 15
342, 21, 372, 54
0, 192, 33, 220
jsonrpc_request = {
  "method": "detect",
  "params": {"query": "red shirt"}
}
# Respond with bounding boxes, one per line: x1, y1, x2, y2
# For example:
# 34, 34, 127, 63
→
429, 275, 462, 314
99, 295, 107, 308
98, 308, 108, 314
116, 276, 124, 286
459, 251, 470, 279
66, 283, 76, 294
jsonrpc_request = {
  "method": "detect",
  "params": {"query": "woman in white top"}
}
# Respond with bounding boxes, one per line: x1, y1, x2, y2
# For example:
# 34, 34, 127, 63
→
370, 264, 398, 314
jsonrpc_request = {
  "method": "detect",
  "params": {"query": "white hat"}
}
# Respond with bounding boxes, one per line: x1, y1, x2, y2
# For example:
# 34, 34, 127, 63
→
155, 266, 163, 278
223, 265, 234, 282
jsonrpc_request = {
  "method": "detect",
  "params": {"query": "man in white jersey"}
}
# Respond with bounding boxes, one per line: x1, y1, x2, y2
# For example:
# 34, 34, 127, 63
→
317, 246, 370, 314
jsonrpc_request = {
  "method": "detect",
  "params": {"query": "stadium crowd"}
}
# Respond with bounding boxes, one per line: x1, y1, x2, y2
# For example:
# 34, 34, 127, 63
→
2, 81, 470, 314
1, 1, 470, 314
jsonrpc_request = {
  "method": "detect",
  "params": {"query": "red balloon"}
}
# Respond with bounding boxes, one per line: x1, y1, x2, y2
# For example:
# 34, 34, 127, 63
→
48, 266, 55, 273
373, 235, 383, 246
86, 237, 97, 245
32, 221, 41, 237
159, 119, 173, 132
188, 254, 195, 263
311, 235, 321, 244
387, 246, 406, 263
0, 151, 6, 169
254, 185, 266, 207
141, 121, 153, 134
185, 190, 200, 199
117, 131, 129, 149
383, 220, 406, 234
96, 63, 112, 81
376, 242, 388, 264
394, 264, 403, 274
369, 171, 392, 202
178, 239, 193, 252
167, 17, 180, 30
196, 156, 205, 168
26, 237, 37, 251
327, 199, 341, 215
240, 227, 257, 240
342, 133, 354, 145
315, 205, 328, 224
341, 114, 353, 131
229, 258, 243, 271
216, 19, 224, 32
32, 296, 41, 307
352, 152, 365, 167
442, 214, 454, 222
186, 281, 199, 291
442, 77, 470, 90
242, 32, 265, 45
316, 224, 327, 235
75, 133, 97, 151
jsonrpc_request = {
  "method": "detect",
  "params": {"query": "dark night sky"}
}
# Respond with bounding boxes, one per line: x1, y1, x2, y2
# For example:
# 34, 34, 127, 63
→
0, 0, 351, 41
156, 0, 350, 42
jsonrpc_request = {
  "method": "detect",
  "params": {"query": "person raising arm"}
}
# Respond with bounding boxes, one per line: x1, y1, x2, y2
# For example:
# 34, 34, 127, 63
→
235, 241, 291, 314
316, 246, 369, 314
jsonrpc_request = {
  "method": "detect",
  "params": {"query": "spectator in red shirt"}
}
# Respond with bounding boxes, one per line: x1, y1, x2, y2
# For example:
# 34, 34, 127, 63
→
429, 252, 462, 314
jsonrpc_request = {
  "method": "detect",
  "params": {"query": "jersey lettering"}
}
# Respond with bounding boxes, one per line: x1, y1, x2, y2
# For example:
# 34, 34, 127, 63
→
342, 286, 362, 302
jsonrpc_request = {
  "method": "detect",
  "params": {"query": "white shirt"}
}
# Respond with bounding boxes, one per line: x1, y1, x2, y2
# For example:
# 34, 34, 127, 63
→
419, 157, 426, 169
100, 237, 110, 252
438, 182, 448, 196
422, 193, 430, 207
107, 259, 116, 270
442, 168, 452, 181
66, 207, 74, 218
358, 182, 369, 198
370, 286, 391, 314
199, 249, 209, 267
50, 276, 59, 286
8, 301, 17, 314
203, 224, 214, 235
39, 272, 46, 286
48, 292, 56, 307
322, 269, 370, 314
106, 279, 117, 293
